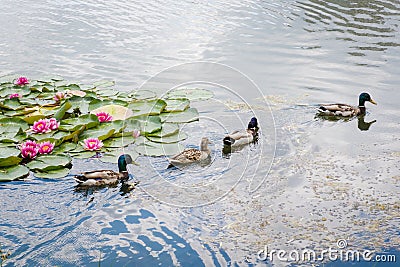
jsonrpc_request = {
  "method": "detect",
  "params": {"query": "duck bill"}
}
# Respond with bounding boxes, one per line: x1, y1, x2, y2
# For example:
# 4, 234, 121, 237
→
369, 99, 377, 105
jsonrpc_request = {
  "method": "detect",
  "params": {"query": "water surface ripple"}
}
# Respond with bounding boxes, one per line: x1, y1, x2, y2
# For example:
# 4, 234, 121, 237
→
0, 0, 399, 266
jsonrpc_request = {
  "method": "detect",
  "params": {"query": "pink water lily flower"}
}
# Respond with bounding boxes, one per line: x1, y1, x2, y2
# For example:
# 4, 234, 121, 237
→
83, 138, 103, 151
96, 112, 113, 122
21, 140, 39, 149
20, 140, 39, 159
38, 141, 55, 155
47, 118, 60, 131
132, 129, 141, 138
15, 77, 29, 86
54, 92, 65, 102
31, 119, 51, 134
9, 93, 21, 99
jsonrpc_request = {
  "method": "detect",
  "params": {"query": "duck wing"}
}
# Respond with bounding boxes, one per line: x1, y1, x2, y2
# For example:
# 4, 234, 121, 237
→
74, 170, 125, 186
317, 103, 358, 117
169, 148, 203, 164
223, 130, 253, 146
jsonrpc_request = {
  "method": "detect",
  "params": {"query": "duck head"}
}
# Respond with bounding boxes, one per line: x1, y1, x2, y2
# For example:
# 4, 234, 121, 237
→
248, 117, 258, 129
359, 93, 377, 106
200, 137, 211, 151
118, 154, 133, 172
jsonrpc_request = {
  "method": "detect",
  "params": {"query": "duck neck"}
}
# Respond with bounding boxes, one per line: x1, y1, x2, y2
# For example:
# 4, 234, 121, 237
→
200, 142, 210, 152
358, 105, 366, 115
118, 158, 127, 172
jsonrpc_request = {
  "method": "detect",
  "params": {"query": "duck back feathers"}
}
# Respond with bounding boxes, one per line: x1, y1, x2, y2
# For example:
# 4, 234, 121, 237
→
224, 117, 258, 147
169, 138, 211, 165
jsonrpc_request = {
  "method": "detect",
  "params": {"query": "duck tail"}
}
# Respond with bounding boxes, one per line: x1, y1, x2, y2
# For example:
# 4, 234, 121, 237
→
223, 136, 235, 146
74, 175, 87, 183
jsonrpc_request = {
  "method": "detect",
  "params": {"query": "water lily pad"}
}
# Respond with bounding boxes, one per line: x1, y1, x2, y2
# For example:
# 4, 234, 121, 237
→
0, 132, 26, 143
0, 142, 18, 148
54, 100, 72, 120
90, 104, 133, 120
79, 120, 124, 141
129, 99, 166, 117
0, 117, 29, 132
0, 147, 22, 167
0, 146, 21, 158
117, 118, 141, 137
67, 90, 86, 97
0, 165, 29, 181
3, 107, 36, 117
103, 136, 136, 148
37, 91, 57, 99
57, 83, 81, 91
129, 90, 157, 100
167, 88, 213, 101
52, 127, 84, 142
93, 80, 115, 88
68, 95, 95, 114
0, 98, 24, 110
19, 98, 38, 106
59, 114, 99, 131
159, 108, 199, 123
31, 133, 59, 145
33, 167, 70, 179
97, 89, 119, 97
51, 76, 64, 82
22, 110, 47, 124
53, 142, 77, 153
132, 116, 162, 134
146, 131, 188, 143
135, 141, 184, 156
148, 123, 179, 137
26, 154, 72, 171
89, 99, 129, 110
164, 98, 190, 112
0, 86, 31, 98
70, 151, 97, 159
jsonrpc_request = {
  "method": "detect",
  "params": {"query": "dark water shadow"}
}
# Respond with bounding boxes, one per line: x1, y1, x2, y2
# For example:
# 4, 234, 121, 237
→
73, 179, 138, 199
357, 115, 377, 131
315, 114, 376, 131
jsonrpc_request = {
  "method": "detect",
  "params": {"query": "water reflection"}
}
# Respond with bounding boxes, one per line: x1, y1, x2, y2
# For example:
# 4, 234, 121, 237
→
315, 114, 377, 131
357, 115, 377, 131
74, 180, 138, 197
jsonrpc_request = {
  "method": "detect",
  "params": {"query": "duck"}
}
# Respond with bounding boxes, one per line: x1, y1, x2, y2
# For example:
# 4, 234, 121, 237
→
223, 117, 259, 147
74, 154, 133, 186
169, 137, 211, 165
317, 92, 377, 117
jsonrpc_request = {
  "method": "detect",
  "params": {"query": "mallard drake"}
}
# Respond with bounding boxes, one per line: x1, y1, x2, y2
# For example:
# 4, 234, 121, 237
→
74, 154, 133, 186
223, 117, 258, 147
317, 92, 377, 117
169, 137, 211, 165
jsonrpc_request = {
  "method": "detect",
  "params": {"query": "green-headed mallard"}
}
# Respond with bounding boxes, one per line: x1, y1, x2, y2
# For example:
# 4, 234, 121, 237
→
223, 117, 258, 147
74, 154, 133, 186
169, 137, 211, 165
317, 92, 377, 117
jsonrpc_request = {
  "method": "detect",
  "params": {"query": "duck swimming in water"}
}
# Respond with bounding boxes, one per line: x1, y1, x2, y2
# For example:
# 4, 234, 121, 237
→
169, 137, 211, 165
317, 92, 377, 117
223, 117, 258, 147
74, 154, 133, 186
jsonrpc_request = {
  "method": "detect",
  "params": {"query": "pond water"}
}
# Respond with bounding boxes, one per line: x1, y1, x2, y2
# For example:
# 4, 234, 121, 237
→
1, 0, 399, 266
